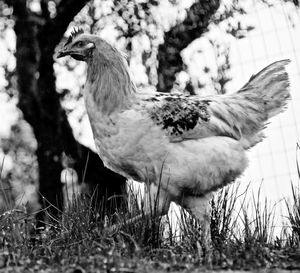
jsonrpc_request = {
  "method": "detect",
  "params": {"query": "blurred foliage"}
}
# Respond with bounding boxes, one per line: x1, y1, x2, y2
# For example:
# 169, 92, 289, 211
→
0, 120, 39, 214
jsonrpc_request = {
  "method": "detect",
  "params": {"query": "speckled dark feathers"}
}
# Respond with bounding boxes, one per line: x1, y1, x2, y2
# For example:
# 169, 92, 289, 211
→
147, 94, 211, 136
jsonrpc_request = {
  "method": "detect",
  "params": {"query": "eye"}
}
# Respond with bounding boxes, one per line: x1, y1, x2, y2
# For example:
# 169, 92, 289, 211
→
75, 41, 84, 47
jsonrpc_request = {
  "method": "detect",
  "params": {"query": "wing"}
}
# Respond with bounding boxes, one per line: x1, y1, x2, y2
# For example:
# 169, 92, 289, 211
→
140, 91, 267, 148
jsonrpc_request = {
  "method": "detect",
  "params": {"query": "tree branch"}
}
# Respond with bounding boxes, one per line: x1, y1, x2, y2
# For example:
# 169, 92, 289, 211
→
156, 0, 220, 93
40, 0, 50, 21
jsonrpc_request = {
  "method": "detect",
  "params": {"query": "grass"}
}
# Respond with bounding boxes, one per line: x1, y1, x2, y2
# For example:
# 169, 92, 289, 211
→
1, 177, 300, 272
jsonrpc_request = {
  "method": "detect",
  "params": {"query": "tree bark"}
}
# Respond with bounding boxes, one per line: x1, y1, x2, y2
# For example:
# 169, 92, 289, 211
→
157, 0, 220, 93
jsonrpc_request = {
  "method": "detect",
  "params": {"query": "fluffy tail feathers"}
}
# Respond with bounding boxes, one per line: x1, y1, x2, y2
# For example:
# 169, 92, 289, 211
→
208, 60, 291, 149
239, 59, 291, 119
232, 59, 291, 148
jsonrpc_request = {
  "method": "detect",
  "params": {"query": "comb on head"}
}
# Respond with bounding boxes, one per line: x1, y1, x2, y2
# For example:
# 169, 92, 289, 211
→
65, 28, 84, 46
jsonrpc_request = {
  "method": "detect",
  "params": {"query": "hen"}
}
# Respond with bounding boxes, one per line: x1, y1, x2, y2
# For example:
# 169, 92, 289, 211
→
57, 30, 290, 236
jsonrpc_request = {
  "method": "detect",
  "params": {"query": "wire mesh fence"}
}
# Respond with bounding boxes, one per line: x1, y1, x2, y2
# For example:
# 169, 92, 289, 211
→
218, 1, 300, 221
228, 1, 300, 200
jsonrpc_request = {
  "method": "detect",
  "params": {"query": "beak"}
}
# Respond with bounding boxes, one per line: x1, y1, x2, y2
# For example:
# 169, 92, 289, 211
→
57, 50, 71, 59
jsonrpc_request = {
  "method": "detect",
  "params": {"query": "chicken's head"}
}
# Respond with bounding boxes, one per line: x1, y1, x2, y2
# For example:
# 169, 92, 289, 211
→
57, 28, 97, 61
57, 28, 123, 64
